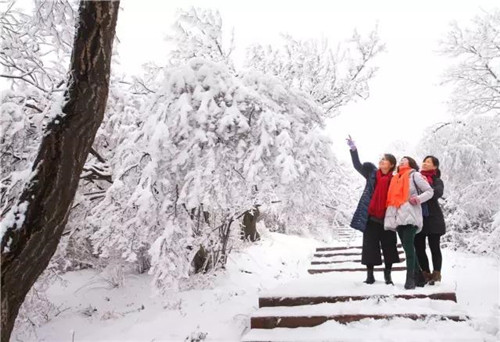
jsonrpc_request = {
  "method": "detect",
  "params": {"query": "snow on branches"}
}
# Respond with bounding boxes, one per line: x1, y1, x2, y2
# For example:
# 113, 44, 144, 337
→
1, 0, 76, 221
440, 10, 500, 116
246, 29, 384, 117
90, 57, 345, 289
167, 8, 234, 67
419, 10, 500, 256
2, 5, 377, 292
418, 115, 500, 254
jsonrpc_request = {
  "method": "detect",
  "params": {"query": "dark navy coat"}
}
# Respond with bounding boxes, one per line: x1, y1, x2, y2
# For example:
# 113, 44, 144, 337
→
349, 149, 377, 232
421, 176, 446, 235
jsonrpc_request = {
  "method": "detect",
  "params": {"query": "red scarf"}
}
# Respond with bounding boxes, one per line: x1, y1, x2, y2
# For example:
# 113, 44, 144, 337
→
368, 170, 393, 220
420, 169, 437, 185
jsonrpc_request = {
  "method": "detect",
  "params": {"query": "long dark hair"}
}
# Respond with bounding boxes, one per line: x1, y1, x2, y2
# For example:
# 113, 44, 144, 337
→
423, 155, 441, 178
384, 153, 397, 172
397, 156, 419, 172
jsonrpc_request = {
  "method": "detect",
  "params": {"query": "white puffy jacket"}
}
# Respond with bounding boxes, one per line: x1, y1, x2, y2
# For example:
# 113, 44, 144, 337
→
384, 171, 434, 233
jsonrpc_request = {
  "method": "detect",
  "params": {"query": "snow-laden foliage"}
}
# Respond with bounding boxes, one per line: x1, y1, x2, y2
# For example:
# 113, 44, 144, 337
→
418, 116, 500, 253
167, 8, 234, 67
0, 0, 123, 333
246, 30, 384, 117
86, 7, 369, 289
0, 0, 76, 217
0, 0, 120, 267
89, 58, 346, 289
2, 5, 375, 294
419, 11, 500, 256
440, 10, 500, 116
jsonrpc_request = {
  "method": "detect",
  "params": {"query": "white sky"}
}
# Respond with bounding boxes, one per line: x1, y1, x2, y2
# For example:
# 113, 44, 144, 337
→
114, 0, 499, 163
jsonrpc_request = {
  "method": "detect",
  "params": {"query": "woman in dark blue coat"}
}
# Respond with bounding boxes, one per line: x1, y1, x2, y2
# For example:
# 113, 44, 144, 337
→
347, 136, 400, 284
415, 155, 446, 285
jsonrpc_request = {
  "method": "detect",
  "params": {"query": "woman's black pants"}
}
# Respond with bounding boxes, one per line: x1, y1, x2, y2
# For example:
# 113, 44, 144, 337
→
414, 233, 442, 272
362, 218, 400, 266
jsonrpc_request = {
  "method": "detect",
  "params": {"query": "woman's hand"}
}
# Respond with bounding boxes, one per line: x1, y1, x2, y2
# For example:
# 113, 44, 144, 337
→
409, 196, 421, 205
346, 135, 356, 151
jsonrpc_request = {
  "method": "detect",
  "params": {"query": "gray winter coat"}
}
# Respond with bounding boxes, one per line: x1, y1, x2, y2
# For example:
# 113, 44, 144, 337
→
384, 171, 434, 233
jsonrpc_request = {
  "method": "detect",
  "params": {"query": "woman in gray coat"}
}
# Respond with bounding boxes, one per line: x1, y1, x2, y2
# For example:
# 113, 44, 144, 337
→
384, 157, 434, 289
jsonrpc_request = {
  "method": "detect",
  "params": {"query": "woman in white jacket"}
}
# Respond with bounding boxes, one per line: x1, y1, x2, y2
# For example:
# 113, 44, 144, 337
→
384, 157, 434, 289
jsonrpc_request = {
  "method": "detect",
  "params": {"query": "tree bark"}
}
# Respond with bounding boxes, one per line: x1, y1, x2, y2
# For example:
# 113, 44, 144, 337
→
242, 207, 260, 242
1, 2, 120, 340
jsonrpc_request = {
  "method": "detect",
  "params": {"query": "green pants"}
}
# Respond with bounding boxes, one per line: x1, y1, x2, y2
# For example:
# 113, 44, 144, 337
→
397, 225, 419, 274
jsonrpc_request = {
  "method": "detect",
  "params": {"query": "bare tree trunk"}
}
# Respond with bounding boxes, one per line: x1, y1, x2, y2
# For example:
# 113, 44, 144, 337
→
1, 2, 120, 340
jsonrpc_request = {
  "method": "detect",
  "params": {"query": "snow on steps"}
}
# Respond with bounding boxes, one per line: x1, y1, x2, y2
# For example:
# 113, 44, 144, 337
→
309, 245, 406, 273
260, 272, 456, 298
308, 265, 407, 274
332, 227, 359, 244
242, 242, 464, 342
316, 243, 402, 252
250, 298, 467, 329
259, 292, 457, 307
314, 250, 404, 257
311, 258, 406, 265
242, 319, 483, 342
260, 272, 455, 298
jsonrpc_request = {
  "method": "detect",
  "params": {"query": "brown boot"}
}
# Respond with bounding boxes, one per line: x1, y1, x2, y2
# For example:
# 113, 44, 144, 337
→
422, 271, 432, 283
428, 271, 441, 285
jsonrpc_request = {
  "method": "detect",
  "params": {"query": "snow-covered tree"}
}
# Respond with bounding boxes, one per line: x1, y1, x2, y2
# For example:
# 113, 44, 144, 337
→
440, 10, 500, 116
86, 7, 379, 290
167, 8, 234, 67
1, 0, 76, 216
2, 5, 380, 298
418, 116, 500, 251
384, 139, 416, 160
0, 1, 130, 274
1, 0, 120, 339
419, 10, 500, 255
246, 29, 384, 117
89, 57, 343, 289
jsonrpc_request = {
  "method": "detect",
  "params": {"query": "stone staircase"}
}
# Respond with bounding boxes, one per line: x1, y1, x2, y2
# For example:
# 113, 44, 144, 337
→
332, 226, 359, 244
308, 244, 406, 274
242, 239, 473, 341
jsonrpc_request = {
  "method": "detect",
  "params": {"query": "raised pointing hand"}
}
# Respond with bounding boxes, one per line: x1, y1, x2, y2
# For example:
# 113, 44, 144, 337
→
346, 135, 356, 150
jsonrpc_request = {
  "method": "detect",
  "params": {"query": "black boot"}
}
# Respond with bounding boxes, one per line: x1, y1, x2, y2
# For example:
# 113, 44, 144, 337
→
415, 270, 426, 287
364, 266, 375, 284
404, 271, 415, 290
384, 269, 393, 285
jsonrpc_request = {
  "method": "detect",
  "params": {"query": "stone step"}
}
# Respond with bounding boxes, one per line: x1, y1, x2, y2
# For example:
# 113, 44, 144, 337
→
314, 250, 404, 258
259, 272, 456, 299
251, 298, 466, 327
242, 318, 482, 341
311, 258, 406, 265
251, 313, 467, 329
258, 292, 457, 307
316, 244, 402, 252
308, 266, 407, 274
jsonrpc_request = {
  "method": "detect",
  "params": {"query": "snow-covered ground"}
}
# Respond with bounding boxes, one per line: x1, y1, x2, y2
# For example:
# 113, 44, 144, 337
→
15, 231, 500, 341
